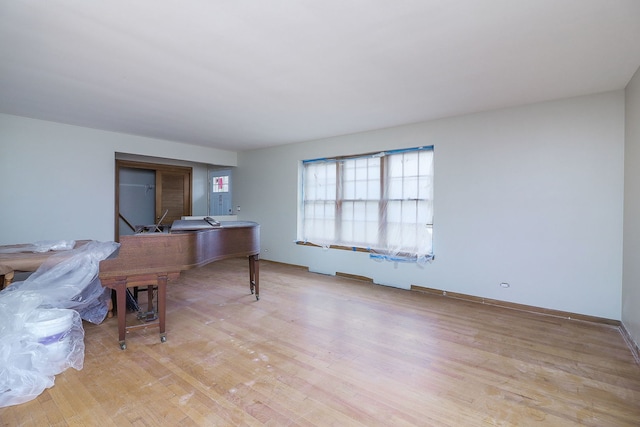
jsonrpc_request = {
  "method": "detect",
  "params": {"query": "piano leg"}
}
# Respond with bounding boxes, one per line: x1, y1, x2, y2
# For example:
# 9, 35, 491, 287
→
157, 275, 167, 343
249, 254, 260, 300
111, 279, 128, 350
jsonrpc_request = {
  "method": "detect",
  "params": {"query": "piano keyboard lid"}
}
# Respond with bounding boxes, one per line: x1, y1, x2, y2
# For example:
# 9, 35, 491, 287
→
170, 219, 220, 231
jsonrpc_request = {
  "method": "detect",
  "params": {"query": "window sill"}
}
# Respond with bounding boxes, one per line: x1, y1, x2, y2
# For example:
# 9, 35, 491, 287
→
295, 241, 434, 263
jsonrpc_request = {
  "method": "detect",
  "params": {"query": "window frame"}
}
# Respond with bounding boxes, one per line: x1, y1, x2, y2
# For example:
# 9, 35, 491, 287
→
297, 146, 434, 261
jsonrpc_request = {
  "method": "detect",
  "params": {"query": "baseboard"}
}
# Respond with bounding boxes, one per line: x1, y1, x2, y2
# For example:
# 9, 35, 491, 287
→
410, 285, 620, 326
619, 322, 640, 364
262, 259, 375, 282
261, 259, 307, 271
335, 271, 374, 283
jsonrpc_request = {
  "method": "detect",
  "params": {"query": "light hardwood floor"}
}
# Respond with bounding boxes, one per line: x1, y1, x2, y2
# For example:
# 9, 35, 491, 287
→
1, 259, 639, 426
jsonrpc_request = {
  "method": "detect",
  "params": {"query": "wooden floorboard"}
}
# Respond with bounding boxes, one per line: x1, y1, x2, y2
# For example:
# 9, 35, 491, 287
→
1, 259, 639, 426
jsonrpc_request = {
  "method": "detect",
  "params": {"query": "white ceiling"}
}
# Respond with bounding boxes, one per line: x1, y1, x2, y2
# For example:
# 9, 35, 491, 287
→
1, 1, 640, 152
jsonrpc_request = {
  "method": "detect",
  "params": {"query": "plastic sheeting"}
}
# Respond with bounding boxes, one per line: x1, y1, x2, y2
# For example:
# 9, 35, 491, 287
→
0, 240, 119, 408
5, 241, 119, 324
0, 240, 76, 254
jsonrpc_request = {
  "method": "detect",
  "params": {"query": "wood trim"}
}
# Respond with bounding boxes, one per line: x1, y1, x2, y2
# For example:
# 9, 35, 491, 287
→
257, 259, 373, 284
259, 259, 308, 271
335, 271, 374, 283
116, 160, 193, 174
619, 322, 640, 364
114, 159, 120, 241
410, 284, 621, 326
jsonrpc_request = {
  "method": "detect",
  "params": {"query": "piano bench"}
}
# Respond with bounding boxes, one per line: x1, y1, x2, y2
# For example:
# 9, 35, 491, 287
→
101, 271, 180, 350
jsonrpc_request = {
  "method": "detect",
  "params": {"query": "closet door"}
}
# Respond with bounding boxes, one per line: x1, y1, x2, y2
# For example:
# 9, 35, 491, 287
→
156, 169, 192, 225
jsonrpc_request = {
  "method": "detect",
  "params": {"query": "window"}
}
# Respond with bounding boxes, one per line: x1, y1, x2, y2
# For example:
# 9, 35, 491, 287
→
212, 175, 229, 193
299, 146, 434, 263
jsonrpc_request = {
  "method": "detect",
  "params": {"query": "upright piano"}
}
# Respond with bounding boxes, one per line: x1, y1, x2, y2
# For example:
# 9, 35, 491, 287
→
99, 221, 260, 349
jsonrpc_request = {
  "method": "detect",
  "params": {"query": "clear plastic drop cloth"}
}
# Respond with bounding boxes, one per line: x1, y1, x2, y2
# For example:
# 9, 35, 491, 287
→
0, 240, 119, 408
0, 240, 76, 254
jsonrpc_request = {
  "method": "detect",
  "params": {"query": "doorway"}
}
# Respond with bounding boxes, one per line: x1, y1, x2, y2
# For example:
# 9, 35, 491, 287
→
209, 168, 233, 216
115, 160, 192, 241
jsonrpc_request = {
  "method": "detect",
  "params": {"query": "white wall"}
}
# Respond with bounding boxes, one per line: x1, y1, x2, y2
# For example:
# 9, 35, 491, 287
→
237, 91, 625, 319
623, 66, 640, 347
0, 91, 627, 320
0, 114, 236, 244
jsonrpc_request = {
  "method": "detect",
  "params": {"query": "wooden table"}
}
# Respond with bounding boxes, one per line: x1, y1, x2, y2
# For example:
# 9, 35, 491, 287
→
0, 241, 88, 290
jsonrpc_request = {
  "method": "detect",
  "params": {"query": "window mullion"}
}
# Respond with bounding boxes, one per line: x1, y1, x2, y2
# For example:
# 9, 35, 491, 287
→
379, 156, 387, 250
335, 161, 342, 243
